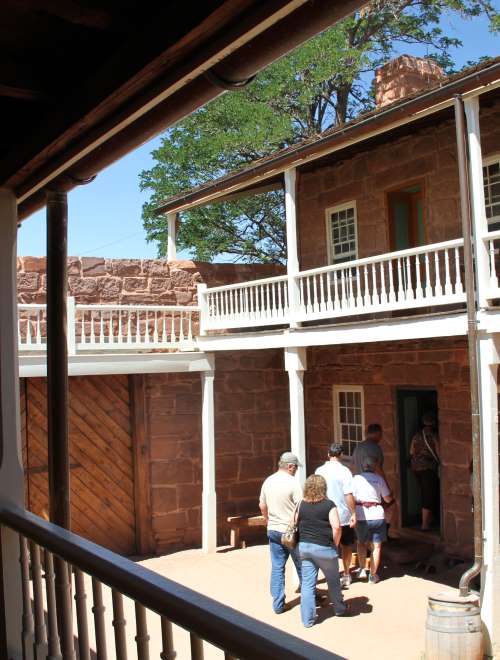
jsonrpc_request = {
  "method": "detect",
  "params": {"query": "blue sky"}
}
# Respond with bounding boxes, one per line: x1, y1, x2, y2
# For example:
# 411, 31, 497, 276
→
18, 12, 499, 260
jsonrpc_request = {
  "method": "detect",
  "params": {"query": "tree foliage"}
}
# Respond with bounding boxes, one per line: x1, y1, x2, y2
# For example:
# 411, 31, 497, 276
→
140, 0, 499, 263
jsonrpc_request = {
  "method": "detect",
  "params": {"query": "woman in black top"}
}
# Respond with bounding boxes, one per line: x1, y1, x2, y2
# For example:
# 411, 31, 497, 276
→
296, 474, 346, 627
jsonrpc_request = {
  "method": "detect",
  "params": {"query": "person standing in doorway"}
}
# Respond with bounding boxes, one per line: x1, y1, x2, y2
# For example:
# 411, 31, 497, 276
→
409, 412, 440, 531
353, 456, 393, 584
259, 451, 303, 614
315, 443, 356, 587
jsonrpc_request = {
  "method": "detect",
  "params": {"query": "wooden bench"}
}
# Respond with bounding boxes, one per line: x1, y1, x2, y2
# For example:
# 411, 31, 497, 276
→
227, 515, 266, 549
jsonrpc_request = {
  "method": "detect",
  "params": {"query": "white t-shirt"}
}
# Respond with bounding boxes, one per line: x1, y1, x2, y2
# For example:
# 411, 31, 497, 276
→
259, 470, 302, 532
352, 472, 390, 521
315, 460, 353, 526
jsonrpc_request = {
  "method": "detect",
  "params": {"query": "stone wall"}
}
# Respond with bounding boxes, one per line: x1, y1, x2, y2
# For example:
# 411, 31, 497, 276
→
305, 338, 472, 557
144, 350, 290, 553
16, 256, 284, 305
297, 99, 500, 271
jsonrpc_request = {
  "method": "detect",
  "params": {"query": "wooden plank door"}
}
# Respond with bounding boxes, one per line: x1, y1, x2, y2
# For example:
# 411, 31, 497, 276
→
24, 375, 137, 555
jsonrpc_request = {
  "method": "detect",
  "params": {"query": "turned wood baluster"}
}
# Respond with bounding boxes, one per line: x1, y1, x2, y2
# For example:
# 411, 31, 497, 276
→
112, 590, 128, 660
30, 542, 47, 655
363, 265, 370, 306
444, 248, 453, 296
355, 266, 362, 307
424, 252, 432, 298
160, 617, 176, 660
340, 268, 347, 309
135, 602, 150, 660
434, 250, 443, 296
99, 312, 105, 344
108, 310, 113, 344
91, 578, 108, 660
19, 537, 34, 660
415, 254, 423, 300
190, 633, 204, 660
54, 556, 76, 659
489, 239, 498, 289
455, 247, 464, 294
44, 550, 62, 660
405, 256, 414, 300
379, 262, 387, 305
396, 258, 404, 302
74, 568, 91, 660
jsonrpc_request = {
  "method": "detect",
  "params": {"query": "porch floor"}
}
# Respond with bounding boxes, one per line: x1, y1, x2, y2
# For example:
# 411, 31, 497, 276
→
110, 543, 457, 660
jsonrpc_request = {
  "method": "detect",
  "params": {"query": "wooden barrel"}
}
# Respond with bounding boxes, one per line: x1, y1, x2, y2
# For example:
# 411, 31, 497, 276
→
425, 591, 483, 660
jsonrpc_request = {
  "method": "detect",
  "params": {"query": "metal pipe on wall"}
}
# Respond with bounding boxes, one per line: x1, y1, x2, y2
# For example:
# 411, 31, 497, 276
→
453, 95, 483, 596
46, 189, 70, 530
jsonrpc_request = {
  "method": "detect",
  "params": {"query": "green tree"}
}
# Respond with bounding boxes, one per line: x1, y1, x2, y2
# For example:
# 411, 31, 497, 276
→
140, 0, 499, 263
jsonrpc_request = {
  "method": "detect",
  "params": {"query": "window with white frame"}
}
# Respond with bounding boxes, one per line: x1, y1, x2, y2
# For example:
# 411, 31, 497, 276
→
326, 202, 358, 265
333, 385, 364, 457
483, 156, 500, 229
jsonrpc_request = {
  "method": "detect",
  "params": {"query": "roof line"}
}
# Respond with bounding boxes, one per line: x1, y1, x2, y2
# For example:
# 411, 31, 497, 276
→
155, 58, 500, 216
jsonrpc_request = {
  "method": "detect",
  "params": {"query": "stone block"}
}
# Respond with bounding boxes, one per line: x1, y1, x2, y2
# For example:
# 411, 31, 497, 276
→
175, 290, 193, 305
151, 459, 194, 485
123, 277, 148, 291
67, 257, 81, 275
152, 511, 188, 533
22, 257, 46, 273
216, 455, 239, 481
170, 268, 195, 287
18, 272, 39, 291
176, 483, 202, 510
110, 259, 142, 276
96, 276, 121, 300
239, 455, 274, 480
151, 486, 177, 514
230, 480, 261, 500
142, 259, 170, 276
150, 277, 173, 293
82, 257, 106, 275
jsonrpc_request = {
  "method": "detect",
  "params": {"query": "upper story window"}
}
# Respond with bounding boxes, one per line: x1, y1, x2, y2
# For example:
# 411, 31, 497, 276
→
326, 202, 358, 265
484, 156, 500, 229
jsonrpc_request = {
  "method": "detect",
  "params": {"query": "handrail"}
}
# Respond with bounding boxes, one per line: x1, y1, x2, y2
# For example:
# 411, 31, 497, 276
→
75, 304, 200, 312
483, 229, 500, 240
296, 238, 464, 278
206, 274, 288, 293
0, 505, 340, 660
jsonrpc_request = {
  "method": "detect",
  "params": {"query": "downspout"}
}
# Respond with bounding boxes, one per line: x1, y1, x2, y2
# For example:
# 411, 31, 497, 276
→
454, 95, 483, 596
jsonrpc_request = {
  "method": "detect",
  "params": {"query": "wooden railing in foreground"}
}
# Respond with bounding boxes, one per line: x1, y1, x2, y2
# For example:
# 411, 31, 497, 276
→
1, 506, 340, 660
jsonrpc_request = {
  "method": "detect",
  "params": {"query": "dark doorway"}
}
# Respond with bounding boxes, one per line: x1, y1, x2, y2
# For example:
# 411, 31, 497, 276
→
397, 389, 439, 529
388, 183, 425, 251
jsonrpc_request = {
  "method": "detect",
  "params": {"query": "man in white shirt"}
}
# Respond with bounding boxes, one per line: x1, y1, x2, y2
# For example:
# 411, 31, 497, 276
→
259, 451, 303, 614
352, 456, 393, 584
315, 443, 356, 587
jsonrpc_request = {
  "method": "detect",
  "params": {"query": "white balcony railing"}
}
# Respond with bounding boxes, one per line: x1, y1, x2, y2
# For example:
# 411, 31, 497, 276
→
485, 229, 500, 298
18, 301, 200, 354
199, 239, 467, 332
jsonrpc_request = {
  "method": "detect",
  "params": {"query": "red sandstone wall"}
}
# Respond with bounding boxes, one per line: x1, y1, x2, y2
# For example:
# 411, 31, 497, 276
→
145, 350, 290, 552
297, 100, 500, 270
16, 256, 284, 305
305, 338, 472, 557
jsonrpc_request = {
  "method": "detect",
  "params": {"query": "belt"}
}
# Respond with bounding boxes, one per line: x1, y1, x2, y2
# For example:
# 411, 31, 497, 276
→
356, 501, 379, 508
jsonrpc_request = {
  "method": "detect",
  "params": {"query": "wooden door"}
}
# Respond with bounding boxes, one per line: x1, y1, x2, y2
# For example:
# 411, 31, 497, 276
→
23, 375, 137, 555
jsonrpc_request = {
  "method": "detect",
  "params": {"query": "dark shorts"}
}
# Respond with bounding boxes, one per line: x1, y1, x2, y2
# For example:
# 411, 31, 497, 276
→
340, 524, 356, 547
356, 519, 387, 544
414, 468, 439, 511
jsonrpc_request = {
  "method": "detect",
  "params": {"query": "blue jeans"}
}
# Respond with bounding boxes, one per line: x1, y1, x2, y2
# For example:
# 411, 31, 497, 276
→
299, 541, 346, 627
267, 530, 302, 612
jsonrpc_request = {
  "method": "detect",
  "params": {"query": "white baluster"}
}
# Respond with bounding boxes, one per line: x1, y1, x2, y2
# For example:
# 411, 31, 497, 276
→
244, 287, 250, 319
135, 309, 141, 344
312, 274, 319, 313
90, 314, 96, 345
340, 269, 347, 310
299, 277, 305, 313
266, 283, 271, 318
355, 266, 362, 307
171, 311, 176, 343
284, 280, 289, 311
118, 310, 122, 344
424, 252, 432, 298
81, 312, 85, 345
388, 259, 396, 304
488, 239, 498, 291
415, 254, 423, 301
444, 248, 453, 296
36, 310, 42, 346
18, 315, 22, 346
347, 268, 354, 308
259, 285, 265, 319
153, 311, 159, 343
379, 262, 387, 306
99, 312, 104, 344
455, 246, 464, 295
333, 270, 340, 310
326, 272, 333, 311
238, 289, 243, 319
144, 311, 150, 343
127, 312, 132, 344
319, 273, 326, 312
405, 256, 414, 300
179, 311, 185, 342
161, 312, 167, 343
26, 315, 32, 346
306, 276, 312, 314
363, 265, 370, 307
434, 250, 443, 297
277, 281, 283, 317
187, 311, 193, 341
396, 258, 404, 302
108, 310, 113, 344
371, 262, 379, 306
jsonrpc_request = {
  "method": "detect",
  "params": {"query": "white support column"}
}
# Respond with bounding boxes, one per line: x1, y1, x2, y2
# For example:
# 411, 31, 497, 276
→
201, 356, 216, 553
284, 347, 307, 486
478, 335, 500, 657
464, 97, 490, 309
167, 212, 177, 262
284, 168, 301, 327
0, 188, 24, 659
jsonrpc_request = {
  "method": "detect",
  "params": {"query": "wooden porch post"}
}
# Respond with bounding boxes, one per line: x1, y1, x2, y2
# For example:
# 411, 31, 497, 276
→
284, 347, 307, 487
167, 212, 177, 262
46, 190, 70, 529
0, 188, 25, 659
284, 168, 301, 328
201, 356, 216, 553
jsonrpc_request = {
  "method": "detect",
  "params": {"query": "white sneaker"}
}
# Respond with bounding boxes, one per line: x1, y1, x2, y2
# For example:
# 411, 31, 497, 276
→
368, 573, 380, 584
341, 573, 352, 589
357, 568, 368, 580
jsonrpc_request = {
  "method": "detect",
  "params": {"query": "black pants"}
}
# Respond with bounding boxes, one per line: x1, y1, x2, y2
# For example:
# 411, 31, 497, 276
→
414, 468, 439, 513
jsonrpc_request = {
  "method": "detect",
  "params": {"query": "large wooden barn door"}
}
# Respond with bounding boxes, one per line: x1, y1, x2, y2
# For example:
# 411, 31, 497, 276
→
23, 375, 137, 555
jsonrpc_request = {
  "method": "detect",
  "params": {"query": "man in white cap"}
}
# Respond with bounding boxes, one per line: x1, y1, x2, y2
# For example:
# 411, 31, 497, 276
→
259, 451, 303, 614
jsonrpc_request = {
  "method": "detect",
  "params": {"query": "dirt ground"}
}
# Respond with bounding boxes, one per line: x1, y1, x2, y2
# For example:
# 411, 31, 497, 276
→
134, 542, 458, 660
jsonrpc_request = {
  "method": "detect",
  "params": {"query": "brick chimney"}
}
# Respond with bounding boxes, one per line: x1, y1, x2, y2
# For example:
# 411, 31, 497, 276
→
374, 55, 446, 108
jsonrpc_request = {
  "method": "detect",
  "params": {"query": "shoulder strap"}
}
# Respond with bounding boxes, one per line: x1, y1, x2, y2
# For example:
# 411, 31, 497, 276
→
422, 430, 439, 464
